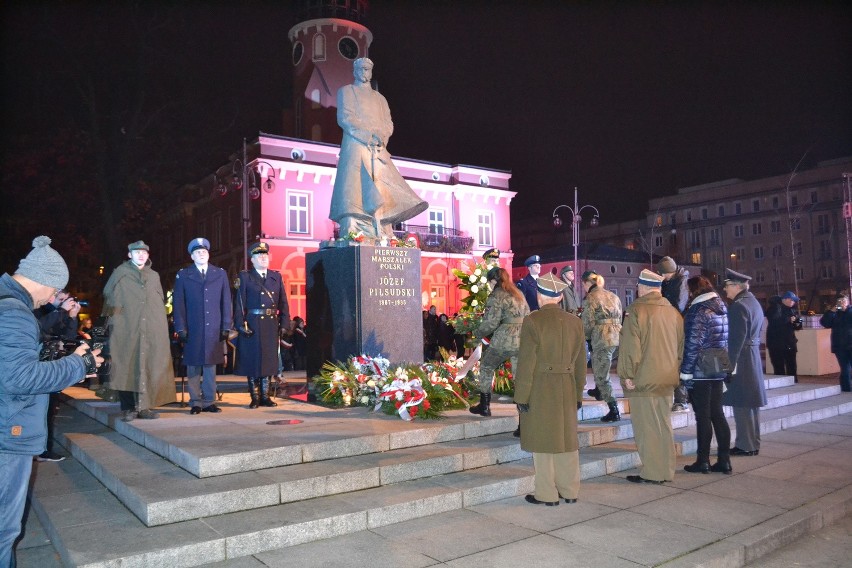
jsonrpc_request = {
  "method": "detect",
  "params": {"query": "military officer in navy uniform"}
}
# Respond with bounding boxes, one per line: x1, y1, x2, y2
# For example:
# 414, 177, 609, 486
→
172, 238, 232, 414
234, 242, 290, 408
516, 254, 542, 311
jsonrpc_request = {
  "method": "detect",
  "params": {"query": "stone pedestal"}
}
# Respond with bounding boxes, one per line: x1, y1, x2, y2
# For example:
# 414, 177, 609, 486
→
306, 245, 423, 392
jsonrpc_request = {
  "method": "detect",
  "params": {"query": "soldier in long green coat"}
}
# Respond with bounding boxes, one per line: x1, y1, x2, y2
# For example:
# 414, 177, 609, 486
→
581, 271, 622, 422
468, 267, 529, 417
514, 273, 586, 506
102, 241, 176, 421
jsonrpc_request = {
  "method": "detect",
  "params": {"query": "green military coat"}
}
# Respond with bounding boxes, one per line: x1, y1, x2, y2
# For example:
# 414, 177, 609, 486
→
514, 304, 586, 453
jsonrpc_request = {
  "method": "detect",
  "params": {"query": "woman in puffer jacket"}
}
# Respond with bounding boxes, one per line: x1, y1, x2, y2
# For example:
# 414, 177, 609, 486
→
679, 276, 732, 474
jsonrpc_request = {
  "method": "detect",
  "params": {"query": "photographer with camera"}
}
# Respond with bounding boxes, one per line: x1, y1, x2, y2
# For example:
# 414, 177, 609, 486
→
820, 293, 852, 393
765, 290, 802, 382
33, 289, 83, 462
1, 236, 103, 566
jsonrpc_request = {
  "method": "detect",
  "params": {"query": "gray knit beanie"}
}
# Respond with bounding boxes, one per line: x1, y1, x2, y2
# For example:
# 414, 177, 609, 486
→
15, 236, 69, 289
657, 256, 677, 274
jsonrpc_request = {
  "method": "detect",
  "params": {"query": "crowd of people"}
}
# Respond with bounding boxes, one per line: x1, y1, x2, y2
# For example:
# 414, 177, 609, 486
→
2, 233, 850, 565
464, 249, 851, 506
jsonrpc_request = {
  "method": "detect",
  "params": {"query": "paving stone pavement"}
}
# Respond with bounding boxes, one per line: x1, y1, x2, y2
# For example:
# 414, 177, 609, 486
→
12, 374, 852, 567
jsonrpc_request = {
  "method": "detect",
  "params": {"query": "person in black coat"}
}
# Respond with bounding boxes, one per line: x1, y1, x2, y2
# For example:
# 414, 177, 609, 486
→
234, 242, 290, 408
658, 256, 691, 411
820, 293, 852, 392
516, 255, 542, 311
172, 238, 233, 414
765, 290, 802, 381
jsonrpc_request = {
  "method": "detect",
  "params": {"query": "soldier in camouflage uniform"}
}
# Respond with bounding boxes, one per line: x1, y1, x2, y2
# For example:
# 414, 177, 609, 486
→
469, 267, 530, 417
581, 271, 623, 422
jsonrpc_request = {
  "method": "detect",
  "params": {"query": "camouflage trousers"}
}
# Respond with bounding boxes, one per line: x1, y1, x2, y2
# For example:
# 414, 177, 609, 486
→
590, 344, 617, 403
478, 346, 518, 393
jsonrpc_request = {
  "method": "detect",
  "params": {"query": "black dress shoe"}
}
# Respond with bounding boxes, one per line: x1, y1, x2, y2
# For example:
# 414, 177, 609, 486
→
730, 447, 759, 456
513, 426, 520, 438
525, 494, 559, 506
190, 406, 202, 415
626, 475, 665, 484
683, 461, 711, 474
710, 461, 733, 474
202, 404, 222, 413
558, 494, 578, 503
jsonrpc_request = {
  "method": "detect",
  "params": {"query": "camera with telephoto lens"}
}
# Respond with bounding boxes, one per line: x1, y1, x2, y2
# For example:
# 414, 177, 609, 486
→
40, 322, 111, 380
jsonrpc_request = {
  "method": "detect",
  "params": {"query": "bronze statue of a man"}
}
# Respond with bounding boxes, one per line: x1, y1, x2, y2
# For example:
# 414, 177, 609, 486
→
330, 58, 427, 240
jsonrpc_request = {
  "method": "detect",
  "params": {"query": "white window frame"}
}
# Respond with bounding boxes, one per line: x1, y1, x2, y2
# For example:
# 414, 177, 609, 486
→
428, 208, 446, 235
476, 211, 494, 248
287, 190, 311, 236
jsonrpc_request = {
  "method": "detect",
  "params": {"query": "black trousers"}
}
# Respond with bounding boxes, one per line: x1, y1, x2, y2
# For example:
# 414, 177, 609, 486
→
768, 345, 797, 378
687, 380, 730, 462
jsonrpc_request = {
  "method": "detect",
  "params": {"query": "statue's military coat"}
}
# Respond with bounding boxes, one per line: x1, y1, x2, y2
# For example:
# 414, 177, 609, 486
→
101, 260, 175, 407
723, 290, 767, 408
172, 264, 232, 366
514, 304, 586, 453
233, 269, 290, 377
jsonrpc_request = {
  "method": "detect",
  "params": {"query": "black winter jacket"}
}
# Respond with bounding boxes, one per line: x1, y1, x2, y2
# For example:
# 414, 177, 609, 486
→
820, 308, 852, 353
681, 292, 728, 380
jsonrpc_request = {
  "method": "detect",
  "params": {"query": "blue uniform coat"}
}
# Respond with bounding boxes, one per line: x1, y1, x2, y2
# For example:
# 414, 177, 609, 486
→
233, 269, 290, 377
516, 274, 540, 311
172, 264, 232, 366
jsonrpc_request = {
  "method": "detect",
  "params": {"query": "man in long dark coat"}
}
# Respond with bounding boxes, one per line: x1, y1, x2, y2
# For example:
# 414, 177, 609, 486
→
172, 238, 232, 414
514, 273, 586, 506
722, 269, 767, 456
234, 242, 290, 408
102, 241, 176, 421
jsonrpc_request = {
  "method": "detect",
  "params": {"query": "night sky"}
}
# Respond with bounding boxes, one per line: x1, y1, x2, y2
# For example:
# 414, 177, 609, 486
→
2, 1, 851, 256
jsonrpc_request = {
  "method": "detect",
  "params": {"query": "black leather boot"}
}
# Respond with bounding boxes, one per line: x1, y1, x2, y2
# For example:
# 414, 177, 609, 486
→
601, 401, 620, 422
587, 387, 603, 401
469, 392, 491, 416
248, 378, 259, 409
259, 377, 278, 407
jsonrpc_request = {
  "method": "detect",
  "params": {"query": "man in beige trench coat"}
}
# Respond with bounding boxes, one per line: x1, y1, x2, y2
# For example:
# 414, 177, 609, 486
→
514, 273, 587, 506
617, 269, 684, 484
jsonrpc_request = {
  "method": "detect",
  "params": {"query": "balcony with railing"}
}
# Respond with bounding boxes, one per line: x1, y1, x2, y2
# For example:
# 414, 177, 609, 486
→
393, 225, 474, 255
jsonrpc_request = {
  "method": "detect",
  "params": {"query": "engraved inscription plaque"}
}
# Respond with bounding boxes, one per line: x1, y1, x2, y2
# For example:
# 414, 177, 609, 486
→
306, 246, 423, 386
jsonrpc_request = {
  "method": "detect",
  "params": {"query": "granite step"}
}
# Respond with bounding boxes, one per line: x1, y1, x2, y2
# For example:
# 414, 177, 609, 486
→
52, 380, 840, 528
55, 374, 802, 481
35, 391, 852, 567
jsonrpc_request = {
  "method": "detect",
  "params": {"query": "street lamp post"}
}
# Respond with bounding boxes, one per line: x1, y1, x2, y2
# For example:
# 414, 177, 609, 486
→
214, 138, 277, 271
552, 186, 600, 302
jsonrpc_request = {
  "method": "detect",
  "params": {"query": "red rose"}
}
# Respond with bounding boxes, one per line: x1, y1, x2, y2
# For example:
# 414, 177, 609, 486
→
409, 406, 418, 417
395, 401, 402, 409
423, 400, 431, 410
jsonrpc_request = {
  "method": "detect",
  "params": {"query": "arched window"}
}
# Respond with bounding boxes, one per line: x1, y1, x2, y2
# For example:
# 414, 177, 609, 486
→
313, 34, 326, 61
